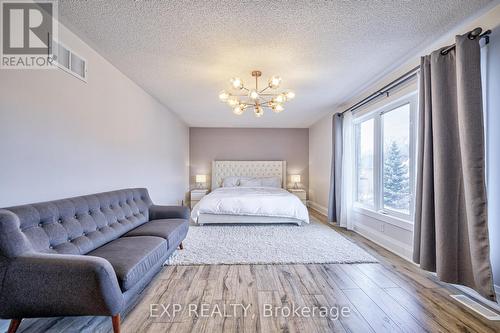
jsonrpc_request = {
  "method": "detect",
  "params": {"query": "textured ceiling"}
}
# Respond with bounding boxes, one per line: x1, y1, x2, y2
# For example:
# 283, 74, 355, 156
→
59, 0, 492, 127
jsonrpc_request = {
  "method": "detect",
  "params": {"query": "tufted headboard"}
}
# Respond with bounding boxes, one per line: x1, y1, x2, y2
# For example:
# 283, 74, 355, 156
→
211, 160, 287, 190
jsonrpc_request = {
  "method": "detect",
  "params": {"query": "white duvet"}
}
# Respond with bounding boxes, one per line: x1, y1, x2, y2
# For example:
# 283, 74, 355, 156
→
191, 187, 309, 223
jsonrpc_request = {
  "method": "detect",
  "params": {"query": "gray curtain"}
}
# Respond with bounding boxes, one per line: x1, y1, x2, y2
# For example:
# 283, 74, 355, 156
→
413, 34, 496, 300
328, 113, 343, 223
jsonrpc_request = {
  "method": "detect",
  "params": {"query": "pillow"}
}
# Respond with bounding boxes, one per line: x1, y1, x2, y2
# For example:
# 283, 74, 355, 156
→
260, 176, 282, 188
221, 176, 240, 187
238, 177, 263, 187
238, 177, 282, 188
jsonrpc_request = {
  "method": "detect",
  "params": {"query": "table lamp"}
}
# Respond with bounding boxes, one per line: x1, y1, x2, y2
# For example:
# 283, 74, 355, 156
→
291, 175, 301, 189
195, 174, 207, 189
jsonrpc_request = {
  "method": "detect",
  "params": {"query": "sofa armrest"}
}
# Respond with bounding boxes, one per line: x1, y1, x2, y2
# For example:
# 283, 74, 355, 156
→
149, 205, 190, 220
0, 253, 124, 318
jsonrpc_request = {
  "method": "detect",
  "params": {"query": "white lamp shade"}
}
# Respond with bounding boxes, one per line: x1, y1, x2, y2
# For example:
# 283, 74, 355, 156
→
196, 175, 207, 183
291, 175, 301, 183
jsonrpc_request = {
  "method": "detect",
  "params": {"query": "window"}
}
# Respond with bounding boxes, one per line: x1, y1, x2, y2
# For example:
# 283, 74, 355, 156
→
354, 94, 416, 222
382, 103, 411, 214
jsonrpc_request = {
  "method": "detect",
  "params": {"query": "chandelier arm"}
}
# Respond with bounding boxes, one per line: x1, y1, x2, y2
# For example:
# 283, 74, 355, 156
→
259, 86, 270, 94
259, 99, 273, 105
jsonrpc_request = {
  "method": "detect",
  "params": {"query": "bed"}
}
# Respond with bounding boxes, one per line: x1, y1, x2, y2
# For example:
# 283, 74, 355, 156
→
191, 161, 309, 225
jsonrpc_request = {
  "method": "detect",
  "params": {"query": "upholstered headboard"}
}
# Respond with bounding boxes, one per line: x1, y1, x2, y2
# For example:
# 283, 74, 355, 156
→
211, 160, 287, 190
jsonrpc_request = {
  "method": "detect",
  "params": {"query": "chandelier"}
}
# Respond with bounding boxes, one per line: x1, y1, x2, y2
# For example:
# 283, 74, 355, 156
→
218, 70, 295, 117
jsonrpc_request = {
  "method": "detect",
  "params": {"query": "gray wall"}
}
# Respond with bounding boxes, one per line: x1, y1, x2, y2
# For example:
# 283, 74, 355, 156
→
0, 23, 189, 207
486, 27, 500, 290
189, 128, 309, 190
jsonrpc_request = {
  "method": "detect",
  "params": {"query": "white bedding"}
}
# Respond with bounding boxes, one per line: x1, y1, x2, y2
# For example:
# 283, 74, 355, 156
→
191, 187, 309, 224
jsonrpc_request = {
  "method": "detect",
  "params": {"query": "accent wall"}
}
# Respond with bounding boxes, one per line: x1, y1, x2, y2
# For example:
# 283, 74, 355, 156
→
189, 128, 309, 191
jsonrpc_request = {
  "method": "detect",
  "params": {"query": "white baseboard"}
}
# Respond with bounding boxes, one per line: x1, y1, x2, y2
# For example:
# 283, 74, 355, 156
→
353, 223, 413, 261
308, 201, 328, 216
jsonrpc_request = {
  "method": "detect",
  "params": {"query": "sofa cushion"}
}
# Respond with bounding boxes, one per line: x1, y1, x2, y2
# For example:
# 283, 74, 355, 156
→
88, 236, 167, 291
123, 219, 188, 249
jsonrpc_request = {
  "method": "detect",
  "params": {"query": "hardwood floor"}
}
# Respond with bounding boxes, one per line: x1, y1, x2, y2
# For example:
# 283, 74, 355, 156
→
2, 209, 499, 332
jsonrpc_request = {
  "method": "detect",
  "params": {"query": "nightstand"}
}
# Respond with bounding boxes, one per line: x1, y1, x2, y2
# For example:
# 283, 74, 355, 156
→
288, 188, 307, 206
191, 189, 208, 208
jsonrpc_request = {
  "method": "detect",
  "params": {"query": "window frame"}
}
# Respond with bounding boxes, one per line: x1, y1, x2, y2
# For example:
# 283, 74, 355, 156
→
352, 92, 417, 229
354, 116, 376, 208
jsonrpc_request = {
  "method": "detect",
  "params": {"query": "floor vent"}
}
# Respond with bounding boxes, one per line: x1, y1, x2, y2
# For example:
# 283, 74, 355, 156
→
450, 295, 500, 320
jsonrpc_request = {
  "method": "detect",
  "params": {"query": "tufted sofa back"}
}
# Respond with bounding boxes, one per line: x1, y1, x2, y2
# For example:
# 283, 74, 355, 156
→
0, 188, 153, 257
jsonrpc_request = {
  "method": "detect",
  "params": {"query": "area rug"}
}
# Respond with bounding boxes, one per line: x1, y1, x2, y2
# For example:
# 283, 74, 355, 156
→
165, 217, 377, 265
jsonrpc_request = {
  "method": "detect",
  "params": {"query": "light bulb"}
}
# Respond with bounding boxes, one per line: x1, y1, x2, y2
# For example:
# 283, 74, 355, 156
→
268, 101, 277, 108
275, 94, 286, 103
285, 91, 295, 100
248, 89, 259, 100
254, 105, 264, 118
268, 76, 282, 89
219, 90, 230, 102
233, 105, 245, 115
273, 104, 285, 113
227, 96, 239, 107
230, 77, 243, 90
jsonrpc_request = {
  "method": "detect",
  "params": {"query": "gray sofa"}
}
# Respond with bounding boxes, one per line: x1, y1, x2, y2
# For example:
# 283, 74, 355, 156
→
0, 188, 189, 333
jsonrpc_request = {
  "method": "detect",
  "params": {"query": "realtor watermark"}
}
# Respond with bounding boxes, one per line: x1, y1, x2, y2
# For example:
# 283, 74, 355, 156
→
263, 304, 351, 319
150, 303, 351, 320
1, 0, 58, 69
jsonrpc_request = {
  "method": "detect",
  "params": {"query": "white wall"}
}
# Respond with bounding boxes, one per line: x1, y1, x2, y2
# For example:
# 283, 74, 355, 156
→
308, 115, 331, 215
486, 26, 500, 292
0, 23, 189, 207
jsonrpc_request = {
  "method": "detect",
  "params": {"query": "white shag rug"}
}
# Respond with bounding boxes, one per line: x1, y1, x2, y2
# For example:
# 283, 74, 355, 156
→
165, 218, 377, 265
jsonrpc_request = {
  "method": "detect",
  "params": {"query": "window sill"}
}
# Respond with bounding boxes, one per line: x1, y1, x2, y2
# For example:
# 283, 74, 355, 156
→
353, 205, 414, 231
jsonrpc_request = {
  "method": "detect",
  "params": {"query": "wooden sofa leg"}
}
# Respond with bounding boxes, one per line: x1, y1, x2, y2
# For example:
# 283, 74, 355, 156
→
111, 314, 120, 333
179, 242, 184, 250
7, 319, 22, 333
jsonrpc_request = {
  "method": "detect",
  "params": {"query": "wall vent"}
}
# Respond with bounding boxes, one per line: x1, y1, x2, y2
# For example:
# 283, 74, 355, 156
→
52, 41, 87, 82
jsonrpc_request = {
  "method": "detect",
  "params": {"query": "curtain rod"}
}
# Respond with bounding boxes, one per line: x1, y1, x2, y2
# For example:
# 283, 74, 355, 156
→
340, 27, 491, 115
339, 65, 420, 115
441, 27, 491, 55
